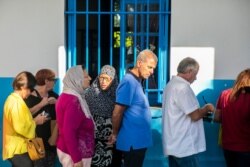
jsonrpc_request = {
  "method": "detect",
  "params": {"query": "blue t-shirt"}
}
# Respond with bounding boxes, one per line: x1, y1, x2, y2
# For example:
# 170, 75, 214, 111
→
116, 72, 152, 151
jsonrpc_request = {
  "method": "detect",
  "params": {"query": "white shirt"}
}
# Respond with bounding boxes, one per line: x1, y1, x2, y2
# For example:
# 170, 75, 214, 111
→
162, 76, 206, 157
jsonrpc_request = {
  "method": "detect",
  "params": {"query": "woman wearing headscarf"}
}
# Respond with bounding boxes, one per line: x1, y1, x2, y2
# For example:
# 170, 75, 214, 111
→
85, 65, 122, 167
56, 65, 95, 167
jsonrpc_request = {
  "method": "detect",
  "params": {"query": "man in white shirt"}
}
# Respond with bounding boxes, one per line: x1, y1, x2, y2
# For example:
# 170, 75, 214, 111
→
162, 57, 215, 167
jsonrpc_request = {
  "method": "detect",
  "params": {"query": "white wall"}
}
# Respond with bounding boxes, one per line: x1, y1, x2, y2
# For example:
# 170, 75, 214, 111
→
1, 0, 249, 79
171, 0, 250, 79
0, 0, 64, 77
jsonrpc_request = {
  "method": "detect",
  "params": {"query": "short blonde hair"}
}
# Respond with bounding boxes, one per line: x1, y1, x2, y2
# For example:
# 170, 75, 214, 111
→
12, 71, 36, 90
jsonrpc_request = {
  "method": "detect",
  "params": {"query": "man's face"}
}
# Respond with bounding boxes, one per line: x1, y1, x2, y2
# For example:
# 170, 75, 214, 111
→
138, 57, 157, 79
188, 68, 199, 84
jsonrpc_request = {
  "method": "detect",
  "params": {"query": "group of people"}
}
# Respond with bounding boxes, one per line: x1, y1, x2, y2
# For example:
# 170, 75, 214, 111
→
2, 49, 158, 167
162, 57, 250, 167
2, 50, 250, 167
2, 69, 59, 167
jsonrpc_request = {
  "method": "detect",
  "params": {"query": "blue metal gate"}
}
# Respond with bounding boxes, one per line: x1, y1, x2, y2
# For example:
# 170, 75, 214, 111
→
65, 0, 171, 104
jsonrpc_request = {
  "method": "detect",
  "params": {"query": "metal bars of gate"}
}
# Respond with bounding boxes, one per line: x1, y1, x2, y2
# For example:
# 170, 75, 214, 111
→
65, 0, 171, 103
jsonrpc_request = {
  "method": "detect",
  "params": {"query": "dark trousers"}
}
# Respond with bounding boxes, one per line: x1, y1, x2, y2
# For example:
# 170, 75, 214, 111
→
9, 153, 33, 167
224, 149, 250, 167
123, 147, 147, 167
34, 149, 56, 167
168, 154, 199, 167
111, 145, 123, 167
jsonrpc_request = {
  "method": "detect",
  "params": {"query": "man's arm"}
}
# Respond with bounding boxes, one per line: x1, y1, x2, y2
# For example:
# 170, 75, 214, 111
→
108, 104, 126, 144
188, 103, 215, 121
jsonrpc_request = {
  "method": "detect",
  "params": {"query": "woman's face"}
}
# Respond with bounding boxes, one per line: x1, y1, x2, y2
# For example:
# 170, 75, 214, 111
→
45, 78, 56, 91
82, 70, 91, 89
98, 74, 113, 90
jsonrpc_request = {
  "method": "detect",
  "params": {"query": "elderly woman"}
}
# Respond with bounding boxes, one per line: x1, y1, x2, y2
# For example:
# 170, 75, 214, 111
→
2, 71, 47, 167
56, 65, 94, 167
85, 65, 122, 167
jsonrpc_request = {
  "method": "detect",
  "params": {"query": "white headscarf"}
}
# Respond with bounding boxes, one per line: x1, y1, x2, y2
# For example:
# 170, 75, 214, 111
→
62, 65, 92, 118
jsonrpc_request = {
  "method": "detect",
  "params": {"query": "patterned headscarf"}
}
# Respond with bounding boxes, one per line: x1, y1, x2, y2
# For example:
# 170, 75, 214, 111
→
100, 65, 116, 79
62, 65, 92, 118
85, 65, 118, 117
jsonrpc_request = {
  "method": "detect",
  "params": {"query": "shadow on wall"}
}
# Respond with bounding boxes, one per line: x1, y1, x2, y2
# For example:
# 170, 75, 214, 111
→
196, 79, 234, 167
197, 87, 224, 166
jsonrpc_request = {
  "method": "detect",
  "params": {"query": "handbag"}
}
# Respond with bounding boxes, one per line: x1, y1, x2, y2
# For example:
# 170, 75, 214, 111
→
26, 137, 45, 161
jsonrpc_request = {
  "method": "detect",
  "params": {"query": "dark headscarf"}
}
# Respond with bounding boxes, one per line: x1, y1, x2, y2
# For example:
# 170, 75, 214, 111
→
85, 65, 118, 118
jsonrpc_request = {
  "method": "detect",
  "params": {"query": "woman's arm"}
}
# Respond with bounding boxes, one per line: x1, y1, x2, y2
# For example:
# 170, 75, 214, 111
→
213, 109, 221, 123
29, 97, 49, 115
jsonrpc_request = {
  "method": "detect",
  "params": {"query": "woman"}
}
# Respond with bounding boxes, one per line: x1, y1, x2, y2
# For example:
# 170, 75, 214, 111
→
214, 68, 250, 167
2, 71, 48, 167
56, 65, 95, 167
85, 65, 122, 167
25, 69, 58, 167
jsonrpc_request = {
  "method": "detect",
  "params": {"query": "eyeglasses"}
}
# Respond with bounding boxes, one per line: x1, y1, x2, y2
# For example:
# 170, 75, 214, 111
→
48, 78, 57, 83
99, 76, 112, 82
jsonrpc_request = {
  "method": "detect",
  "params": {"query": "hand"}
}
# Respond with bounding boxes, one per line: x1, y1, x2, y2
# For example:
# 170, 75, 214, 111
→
73, 161, 83, 167
48, 97, 57, 104
205, 103, 215, 113
107, 134, 117, 145
40, 97, 49, 107
34, 114, 50, 125
48, 136, 56, 146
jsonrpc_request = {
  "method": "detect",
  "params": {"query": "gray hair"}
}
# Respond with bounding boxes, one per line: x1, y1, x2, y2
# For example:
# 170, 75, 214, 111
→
177, 57, 199, 74
137, 49, 158, 63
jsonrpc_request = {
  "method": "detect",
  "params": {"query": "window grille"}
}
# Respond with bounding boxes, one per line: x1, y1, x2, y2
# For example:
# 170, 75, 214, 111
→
65, 0, 171, 104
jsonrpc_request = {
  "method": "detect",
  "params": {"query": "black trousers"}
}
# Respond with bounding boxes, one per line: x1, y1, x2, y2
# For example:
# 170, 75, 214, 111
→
111, 145, 123, 167
9, 153, 33, 167
123, 147, 147, 167
224, 149, 250, 167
